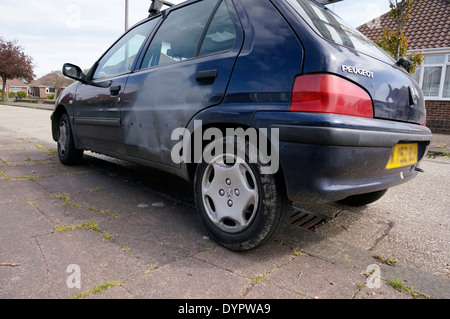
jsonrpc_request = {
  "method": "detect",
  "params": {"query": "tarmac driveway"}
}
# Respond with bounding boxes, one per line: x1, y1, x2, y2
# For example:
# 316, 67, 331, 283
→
0, 104, 449, 300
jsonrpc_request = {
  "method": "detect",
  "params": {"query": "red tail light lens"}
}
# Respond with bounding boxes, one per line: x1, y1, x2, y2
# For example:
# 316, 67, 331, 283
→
421, 108, 426, 126
290, 74, 373, 118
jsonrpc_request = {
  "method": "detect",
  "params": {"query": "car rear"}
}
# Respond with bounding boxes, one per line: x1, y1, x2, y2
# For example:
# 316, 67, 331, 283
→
257, 0, 432, 203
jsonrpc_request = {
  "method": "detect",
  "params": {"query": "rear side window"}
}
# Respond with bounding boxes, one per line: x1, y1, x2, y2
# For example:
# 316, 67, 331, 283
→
286, 0, 394, 63
140, 0, 236, 69
199, 1, 236, 56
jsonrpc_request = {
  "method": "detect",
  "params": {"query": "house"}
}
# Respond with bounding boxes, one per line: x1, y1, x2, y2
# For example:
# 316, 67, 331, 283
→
27, 78, 57, 98
28, 72, 74, 98
0, 78, 28, 97
0, 72, 75, 100
357, 0, 450, 134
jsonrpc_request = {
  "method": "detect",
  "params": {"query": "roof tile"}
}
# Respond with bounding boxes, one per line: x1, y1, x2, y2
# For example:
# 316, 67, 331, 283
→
357, 0, 450, 50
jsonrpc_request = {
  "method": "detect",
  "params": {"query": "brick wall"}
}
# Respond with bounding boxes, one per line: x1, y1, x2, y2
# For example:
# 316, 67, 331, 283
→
425, 100, 450, 134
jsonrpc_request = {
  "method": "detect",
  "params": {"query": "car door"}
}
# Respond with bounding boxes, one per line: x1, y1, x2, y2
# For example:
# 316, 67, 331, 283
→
121, 0, 244, 167
72, 18, 160, 154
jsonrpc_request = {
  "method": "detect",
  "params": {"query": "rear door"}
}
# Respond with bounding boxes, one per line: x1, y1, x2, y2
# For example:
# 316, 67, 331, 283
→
73, 18, 160, 154
121, 0, 243, 166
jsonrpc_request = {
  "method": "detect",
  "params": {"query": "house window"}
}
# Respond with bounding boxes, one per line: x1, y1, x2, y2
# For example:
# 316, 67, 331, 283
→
444, 65, 450, 98
45, 87, 56, 94
413, 53, 450, 100
10, 86, 22, 93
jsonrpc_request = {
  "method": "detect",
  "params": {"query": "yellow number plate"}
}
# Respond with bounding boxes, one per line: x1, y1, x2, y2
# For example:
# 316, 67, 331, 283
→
386, 143, 418, 169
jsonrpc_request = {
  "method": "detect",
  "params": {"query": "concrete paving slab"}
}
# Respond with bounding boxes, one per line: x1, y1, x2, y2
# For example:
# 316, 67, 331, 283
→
0, 147, 54, 165
279, 224, 450, 299
354, 284, 414, 299
125, 256, 251, 299
34, 229, 148, 299
0, 164, 59, 180
244, 282, 306, 299
83, 284, 133, 299
362, 158, 450, 279
0, 236, 50, 298
98, 205, 209, 267
0, 201, 53, 238
314, 210, 394, 251
34, 169, 119, 195
264, 253, 367, 299
0, 201, 54, 298
429, 134, 450, 155
29, 195, 110, 229
195, 241, 294, 278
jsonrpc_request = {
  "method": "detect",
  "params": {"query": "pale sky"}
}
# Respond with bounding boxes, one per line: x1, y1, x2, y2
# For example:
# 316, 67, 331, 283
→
0, 0, 390, 79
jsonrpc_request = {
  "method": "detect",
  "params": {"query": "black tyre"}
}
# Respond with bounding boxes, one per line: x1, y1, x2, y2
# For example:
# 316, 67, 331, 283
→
194, 136, 291, 251
57, 113, 83, 165
337, 189, 388, 207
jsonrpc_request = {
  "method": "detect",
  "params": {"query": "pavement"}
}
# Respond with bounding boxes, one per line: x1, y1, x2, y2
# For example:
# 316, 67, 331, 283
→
428, 132, 450, 156
0, 101, 449, 302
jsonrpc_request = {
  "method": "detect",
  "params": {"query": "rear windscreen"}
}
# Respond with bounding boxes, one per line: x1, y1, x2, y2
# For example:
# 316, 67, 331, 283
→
286, 0, 394, 64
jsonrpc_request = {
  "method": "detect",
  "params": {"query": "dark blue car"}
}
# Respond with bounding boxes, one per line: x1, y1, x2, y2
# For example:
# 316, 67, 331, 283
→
52, 0, 432, 250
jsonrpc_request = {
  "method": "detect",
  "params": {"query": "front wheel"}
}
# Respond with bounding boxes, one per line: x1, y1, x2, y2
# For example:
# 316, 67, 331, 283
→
194, 136, 290, 251
57, 113, 83, 165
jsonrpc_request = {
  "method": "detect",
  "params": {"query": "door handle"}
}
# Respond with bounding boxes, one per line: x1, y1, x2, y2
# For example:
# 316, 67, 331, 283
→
110, 85, 121, 96
195, 70, 218, 83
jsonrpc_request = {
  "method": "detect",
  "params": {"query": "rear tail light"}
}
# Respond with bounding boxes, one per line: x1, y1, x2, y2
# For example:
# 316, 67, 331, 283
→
290, 73, 373, 118
421, 108, 426, 126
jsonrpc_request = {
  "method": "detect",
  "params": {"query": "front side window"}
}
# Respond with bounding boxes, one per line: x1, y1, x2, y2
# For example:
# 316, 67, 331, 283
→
140, 0, 235, 69
93, 19, 159, 79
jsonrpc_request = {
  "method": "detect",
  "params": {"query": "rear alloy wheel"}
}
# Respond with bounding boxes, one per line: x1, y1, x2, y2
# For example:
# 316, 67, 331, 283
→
194, 136, 290, 251
57, 113, 83, 165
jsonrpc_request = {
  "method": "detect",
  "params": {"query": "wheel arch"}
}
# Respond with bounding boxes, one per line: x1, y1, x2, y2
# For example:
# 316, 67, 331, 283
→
51, 104, 68, 142
185, 121, 287, 196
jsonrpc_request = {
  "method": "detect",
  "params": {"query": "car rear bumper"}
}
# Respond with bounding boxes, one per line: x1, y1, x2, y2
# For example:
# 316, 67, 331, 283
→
253, 112, 432, 203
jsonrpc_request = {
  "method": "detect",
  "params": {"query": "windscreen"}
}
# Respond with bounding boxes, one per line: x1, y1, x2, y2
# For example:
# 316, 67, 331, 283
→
286, 0, 395, 64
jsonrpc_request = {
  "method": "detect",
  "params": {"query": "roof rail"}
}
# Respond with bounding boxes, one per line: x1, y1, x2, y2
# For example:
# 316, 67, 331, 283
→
149, 0, 175, 16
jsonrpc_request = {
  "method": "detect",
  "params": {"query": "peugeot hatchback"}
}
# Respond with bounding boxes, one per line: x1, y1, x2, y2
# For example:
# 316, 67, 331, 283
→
52, 0, 432, 250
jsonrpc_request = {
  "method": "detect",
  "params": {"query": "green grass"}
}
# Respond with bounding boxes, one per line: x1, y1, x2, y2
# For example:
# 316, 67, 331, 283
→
102, 233, 113, 241
387, 278, 431, 299
375, 253, 397, 265
54, 221, 101, 233
70, 281, 122, 299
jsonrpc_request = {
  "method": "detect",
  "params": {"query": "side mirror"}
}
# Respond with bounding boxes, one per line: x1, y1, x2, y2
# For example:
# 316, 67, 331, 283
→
62, 63, 86, 83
